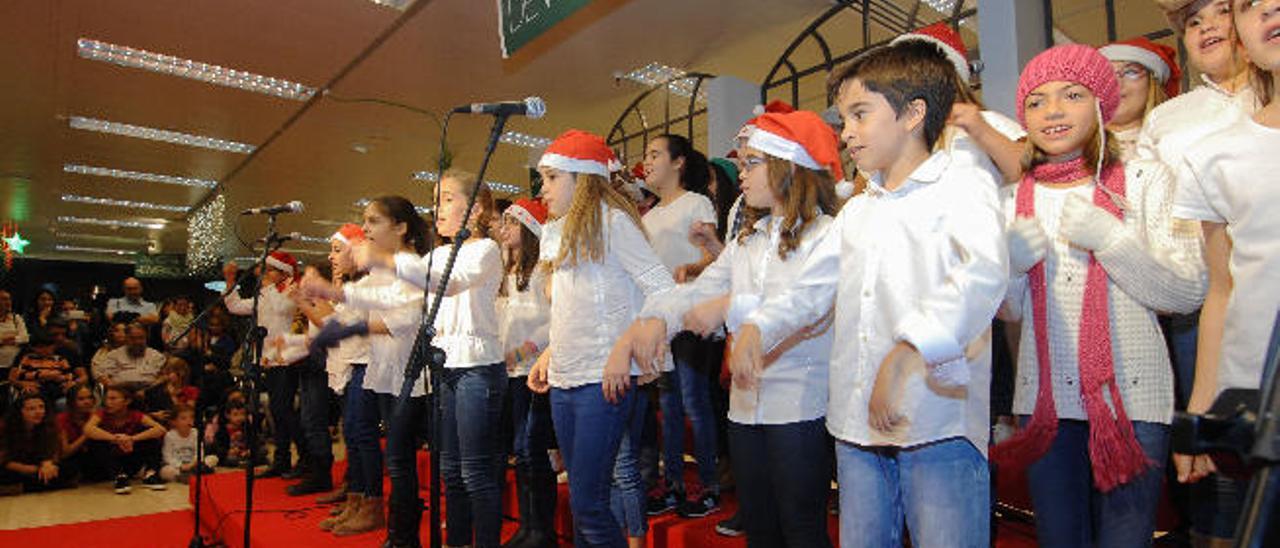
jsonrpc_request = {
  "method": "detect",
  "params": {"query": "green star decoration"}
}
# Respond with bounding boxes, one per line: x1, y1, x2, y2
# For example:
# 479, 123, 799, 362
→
3, 232, 30, 254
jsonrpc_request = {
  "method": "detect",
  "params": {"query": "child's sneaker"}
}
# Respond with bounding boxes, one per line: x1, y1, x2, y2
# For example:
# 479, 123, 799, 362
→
646, 487, 680, 516
114, 474, 132, 494
714, 512, 744, 536
676, 490, 719, 518
142, 470, 168, 491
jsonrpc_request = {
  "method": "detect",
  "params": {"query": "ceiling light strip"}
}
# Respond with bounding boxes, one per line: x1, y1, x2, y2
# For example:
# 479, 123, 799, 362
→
77, 38, 316, 101
62, 194, 190, 213
69, 116, 255, 154
64, 163, 217, 189
410, 171, 522, 195
499, 131, 553, 149
56, 216, 166, 230
55, 244, 136, 256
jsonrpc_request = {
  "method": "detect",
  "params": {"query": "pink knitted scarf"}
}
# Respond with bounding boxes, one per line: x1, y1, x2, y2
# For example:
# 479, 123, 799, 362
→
991, 157, 1149, 492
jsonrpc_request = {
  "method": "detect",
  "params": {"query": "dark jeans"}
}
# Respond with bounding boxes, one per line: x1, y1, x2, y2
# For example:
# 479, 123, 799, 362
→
551, 381, 636, 548
298, 360, 333, 471
509, 376, 556, 534
265, 366, 302, 469
1025, 419, 1170, 548
343, 366, 382, 497
612, 385, 648, 538
378, 392, 426, 546
89, 438, 163, 478
729, 418, 833, 548
0, 466, 75, 492
659, 332, 719, 495
439, 363, 506, 548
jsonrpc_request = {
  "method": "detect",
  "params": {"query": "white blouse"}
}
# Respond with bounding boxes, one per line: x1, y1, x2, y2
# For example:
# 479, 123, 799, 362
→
324, 300, 371, 393
224, 283, 305, 366
642, 214, 834, 425
392, 239, 504, 369
542, 206, 675, 389
1001, 160, 1207, 425
497, 269, 551, 378
342, 258, 427, 397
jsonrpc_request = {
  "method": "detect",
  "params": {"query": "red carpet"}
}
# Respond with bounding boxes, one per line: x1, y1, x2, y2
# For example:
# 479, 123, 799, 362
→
0, 510, 193, 548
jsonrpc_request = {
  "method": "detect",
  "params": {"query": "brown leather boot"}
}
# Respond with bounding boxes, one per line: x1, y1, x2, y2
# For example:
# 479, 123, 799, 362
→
317, 482, 347, 505
319, 493, 361, 531
332, 496, 384, 536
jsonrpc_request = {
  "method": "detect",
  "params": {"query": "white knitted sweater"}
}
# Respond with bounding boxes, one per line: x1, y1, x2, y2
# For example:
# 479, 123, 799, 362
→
1000, 159, 1206, 424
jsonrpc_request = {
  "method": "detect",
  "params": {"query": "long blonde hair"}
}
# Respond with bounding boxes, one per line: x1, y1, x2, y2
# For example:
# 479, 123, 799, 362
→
552, 173, 647, 269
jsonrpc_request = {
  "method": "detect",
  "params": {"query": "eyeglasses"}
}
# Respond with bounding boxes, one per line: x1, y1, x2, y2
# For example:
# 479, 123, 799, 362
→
741, 156, 768, 171
1114, 66, 1148, 81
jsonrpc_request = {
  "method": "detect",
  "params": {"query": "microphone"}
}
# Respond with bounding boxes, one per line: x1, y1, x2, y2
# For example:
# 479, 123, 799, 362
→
241, 200, 304, 216
451, 97, 546, 119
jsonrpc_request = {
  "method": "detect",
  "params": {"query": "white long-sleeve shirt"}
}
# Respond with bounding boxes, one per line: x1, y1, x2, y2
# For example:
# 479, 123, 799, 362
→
498, 269, 551, 378
745, 151, 1008, 454
1002, 160, 1207, 425
542, 206, 676, 389
342, 259, 426, 397
0, 313, 28, 369
163, 428, 198, 468
642, 214, 834, 425
1136, 75, 1258, 194
389, 240, 504, 369
224, 284, 305, 366
324, 300, 371, 393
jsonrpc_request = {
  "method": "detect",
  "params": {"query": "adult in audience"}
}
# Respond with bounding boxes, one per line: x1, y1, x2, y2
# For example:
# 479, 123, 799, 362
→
0, 392, 71, 495
106, 278, 160, 326
9, 335, 85, 407
91, 321, 129, 382
0, 289, 28, 371
25, 288, 57, 340
58, 384, 98, 481
97, 323, 166, 392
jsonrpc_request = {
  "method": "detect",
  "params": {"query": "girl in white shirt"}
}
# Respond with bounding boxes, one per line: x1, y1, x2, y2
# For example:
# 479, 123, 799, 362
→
628, 110, 840, 547
305, 195, 428, 547
496, 198, 556, 548
526, 129, 674, 547
994, 45, 1206, 546
1173, 2, 1280, 542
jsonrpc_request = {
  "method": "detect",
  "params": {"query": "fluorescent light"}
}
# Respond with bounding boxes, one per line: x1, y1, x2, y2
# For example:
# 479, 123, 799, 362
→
56, 215, 166, 230
295, 234, 329, 244
500, 131, 553, 149
52, 231, 151, 245
55, 244, 136, 256
369, 0, 414, 9
354, 198, 432, 215
411, 171, 522, 195
69, 116, 255, 154
621, 62, 705, 101
62, 194, 190, 213
64, 163, 217, 188
77, 38, 316, 101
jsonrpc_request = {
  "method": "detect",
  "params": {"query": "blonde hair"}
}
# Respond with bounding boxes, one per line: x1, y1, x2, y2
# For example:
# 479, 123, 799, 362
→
552, 173, 646, 269
738, 157, 837, 260
441, 168, 496, 239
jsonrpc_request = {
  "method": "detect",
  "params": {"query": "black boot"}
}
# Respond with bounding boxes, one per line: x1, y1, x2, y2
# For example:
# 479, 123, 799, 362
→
286, 457, 333, 496
528, 463, 559, 548
388, 496, 423, 548
503, 468, 532, 548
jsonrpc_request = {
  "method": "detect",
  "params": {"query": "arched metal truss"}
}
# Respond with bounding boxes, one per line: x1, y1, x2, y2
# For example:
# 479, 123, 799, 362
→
605, 72, 715, 168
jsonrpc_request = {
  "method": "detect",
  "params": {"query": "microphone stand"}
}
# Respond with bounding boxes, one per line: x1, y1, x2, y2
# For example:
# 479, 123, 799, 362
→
399, 111, 512, 548
232, 213, 289, 548
166, 279, 244, 548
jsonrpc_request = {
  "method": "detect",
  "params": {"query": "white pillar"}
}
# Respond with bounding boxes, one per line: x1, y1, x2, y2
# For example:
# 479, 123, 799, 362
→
977, 0, 1050, 118
705, 75, 760, 158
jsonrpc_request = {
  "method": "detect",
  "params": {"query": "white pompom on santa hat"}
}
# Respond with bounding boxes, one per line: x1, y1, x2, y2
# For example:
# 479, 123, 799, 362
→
891, 22, 973, 83
537, 129, 618, 178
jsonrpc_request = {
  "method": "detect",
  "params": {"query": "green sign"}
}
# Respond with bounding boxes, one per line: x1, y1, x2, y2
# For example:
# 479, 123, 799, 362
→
498, 0, 592, 58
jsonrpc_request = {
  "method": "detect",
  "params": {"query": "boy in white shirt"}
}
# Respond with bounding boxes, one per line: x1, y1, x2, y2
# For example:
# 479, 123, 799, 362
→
732, 41, 1008, 547
160, 405, 199, 482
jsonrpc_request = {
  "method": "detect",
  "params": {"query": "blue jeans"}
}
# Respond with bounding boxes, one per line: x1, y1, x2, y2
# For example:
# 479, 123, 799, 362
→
378, 392, 425, 546
731, 419, 833, 548
837, 437, 989, 548
509, 376, 557, 534
439, 363, 506, 548
551, 381, 637, 548
1024, 419, 1170, 548
612, 386, 648, 538
343, 367, 382, 497
659, 332, 719, 494
1160, 313, 1199, 408
298, 361, 332, 470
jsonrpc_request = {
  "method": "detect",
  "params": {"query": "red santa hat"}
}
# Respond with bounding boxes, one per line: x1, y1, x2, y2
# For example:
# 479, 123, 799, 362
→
745, 111, 844, 181
538, 129, 617, 178
739, 100, 796, 143
330, 223, 366, 246
892, 22, 973, 83
504, 198, 549, 238
265, 250, 298, 275
1099, 37, 1182, 98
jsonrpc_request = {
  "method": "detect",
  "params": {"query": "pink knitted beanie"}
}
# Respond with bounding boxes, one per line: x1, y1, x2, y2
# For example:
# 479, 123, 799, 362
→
1016, 44, 1121, 126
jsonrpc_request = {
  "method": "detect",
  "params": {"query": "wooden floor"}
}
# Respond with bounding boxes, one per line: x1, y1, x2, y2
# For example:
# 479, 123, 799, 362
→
0, 479, 191, 530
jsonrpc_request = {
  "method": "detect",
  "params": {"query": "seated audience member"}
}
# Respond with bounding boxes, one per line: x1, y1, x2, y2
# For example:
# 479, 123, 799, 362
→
160, 404, 205, 482
210, 400, 260, 469
25, 289, 57, 341
98, 323, 166, 392
0, 289, 29, 372
84, 385, 168, 494
106, 278, 159, 326
161, 295, 195, 352
0, 392, 72, 495
58, 384, 98, 481
146, 357, 199, 422
91, 321, 129, 382
9, 335, 85, 406
45, 318, 85, 368
57, 299, 89, 355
